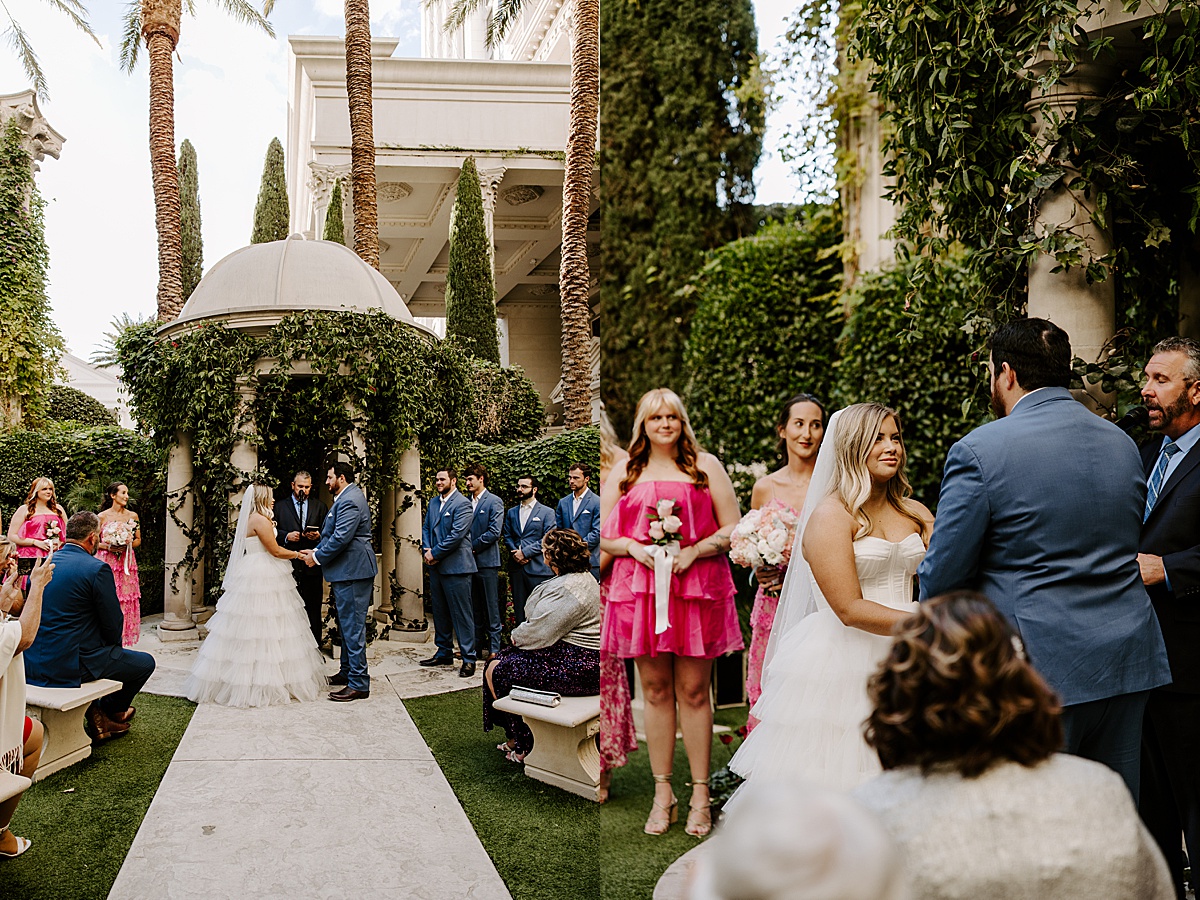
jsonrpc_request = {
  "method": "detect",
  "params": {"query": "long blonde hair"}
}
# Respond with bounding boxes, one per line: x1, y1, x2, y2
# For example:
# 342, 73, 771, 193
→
250, 484, 275, 521
25, 477, 58, 517
831, 403, 925, 540
621, 388, 708, 493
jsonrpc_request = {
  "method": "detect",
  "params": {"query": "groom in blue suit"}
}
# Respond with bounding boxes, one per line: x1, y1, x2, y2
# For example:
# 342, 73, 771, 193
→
919, 318, 1171, 801
302, 461, 377, 701
420, 467, 478, 677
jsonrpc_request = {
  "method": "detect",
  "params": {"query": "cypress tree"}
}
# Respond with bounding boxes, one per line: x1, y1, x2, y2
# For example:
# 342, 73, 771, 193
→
445, 158, 500, 363
599, 0, 764, 434
179, 139, 203, 300
251, 137, 290, 244
323, 178, 346, 244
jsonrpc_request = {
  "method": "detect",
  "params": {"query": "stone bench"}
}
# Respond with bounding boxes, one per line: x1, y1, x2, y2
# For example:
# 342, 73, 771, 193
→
493, 694, 600, 801
25, 679, 122, 779
0, 770, 30, 803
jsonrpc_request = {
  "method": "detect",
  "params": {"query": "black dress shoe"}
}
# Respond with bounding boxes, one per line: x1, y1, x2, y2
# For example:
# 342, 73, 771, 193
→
327, 673, 348, 686
459, 662, 476, 678
419, 655, 454, 667
328, 687, 370, 702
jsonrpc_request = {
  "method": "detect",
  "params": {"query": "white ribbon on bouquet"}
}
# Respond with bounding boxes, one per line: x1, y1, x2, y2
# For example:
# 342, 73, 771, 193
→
645, 541, 680, 634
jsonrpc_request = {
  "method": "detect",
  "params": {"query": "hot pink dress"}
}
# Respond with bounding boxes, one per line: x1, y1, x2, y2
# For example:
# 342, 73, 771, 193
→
95, 519, 141, 647
16, 513, 65, 560
745, 499, 798, 732
600, 481, 742, 659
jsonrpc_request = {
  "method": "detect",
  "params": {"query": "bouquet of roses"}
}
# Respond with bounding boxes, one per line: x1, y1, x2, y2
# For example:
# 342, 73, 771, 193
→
103, 521, 136, 551
646, 498, 683, 546
43, 518, 62, 550
729, 506, 799, 594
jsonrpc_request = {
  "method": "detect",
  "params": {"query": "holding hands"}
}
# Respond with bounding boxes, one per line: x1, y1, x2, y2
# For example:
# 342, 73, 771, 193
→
298, 549, 318, 568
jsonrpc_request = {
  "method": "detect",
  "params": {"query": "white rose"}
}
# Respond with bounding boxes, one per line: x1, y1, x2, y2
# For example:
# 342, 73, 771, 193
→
662, 515, 682, 535
648, 521, 665, 541
762, 549, 783, 566
766, 528, 788, 552
743, 548, 762, 569
656, 499, 676, 518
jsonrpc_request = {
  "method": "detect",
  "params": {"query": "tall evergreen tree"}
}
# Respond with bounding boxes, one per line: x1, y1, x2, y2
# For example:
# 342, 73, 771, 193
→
0, 119, 64, 428
179, 138, 203, 300
323, 178, 346, 244
599, 0, 764, 434
445, 158, 500, 363
251, 137, 289, 244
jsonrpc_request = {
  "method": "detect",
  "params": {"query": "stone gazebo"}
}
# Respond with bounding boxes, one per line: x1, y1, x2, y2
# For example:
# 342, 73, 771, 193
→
155, 235, 433, 642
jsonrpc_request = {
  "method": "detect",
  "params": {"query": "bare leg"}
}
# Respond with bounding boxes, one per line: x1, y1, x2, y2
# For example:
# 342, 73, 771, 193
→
674, 656, 714, 836
636, 654, 678, 833
0, 719, 42, 855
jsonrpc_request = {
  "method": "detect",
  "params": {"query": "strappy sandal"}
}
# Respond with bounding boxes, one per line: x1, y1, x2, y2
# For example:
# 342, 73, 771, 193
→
505, 749, 527, 764
685, 779, 712, 838
0, 827, 31, 859
644, 772, 677, 836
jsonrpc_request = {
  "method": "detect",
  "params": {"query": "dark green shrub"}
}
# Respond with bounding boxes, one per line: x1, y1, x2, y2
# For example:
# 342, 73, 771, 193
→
251, 138, 289, 244
179, 138, 203, 300
45, 384, 117, 426
455, 427, 600, 507
445, 158, 500, 363
468, 359, 544, 445
323, 178, 345, 245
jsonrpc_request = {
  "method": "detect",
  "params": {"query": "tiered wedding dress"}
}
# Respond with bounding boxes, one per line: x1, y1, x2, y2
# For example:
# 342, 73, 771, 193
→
184, 535, 327, 708
729, 532, 924, 794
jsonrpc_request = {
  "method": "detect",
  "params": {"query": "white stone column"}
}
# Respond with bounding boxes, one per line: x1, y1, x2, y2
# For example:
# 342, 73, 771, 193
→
477, 165, 507, 271
1025, 59, 1114, 411
388, 446, 428, 639
229, 381, 259, 515
308, 162, 350, 241
159, 432, 199, 640
378, 484, 398, 618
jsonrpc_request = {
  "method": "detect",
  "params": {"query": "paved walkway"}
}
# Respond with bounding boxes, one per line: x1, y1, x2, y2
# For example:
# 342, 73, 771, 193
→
108, 618, 510, 899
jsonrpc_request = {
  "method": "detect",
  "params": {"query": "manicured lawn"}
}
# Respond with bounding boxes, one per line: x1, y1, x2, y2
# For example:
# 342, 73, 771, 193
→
404, 687, 599, 900
0, 694, 196, 900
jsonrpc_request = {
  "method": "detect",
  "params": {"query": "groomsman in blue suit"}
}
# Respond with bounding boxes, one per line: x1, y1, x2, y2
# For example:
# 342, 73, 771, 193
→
502, 474, 555, 624
919, 318, 1171, 801
301, 461, 377, 702
463, 463, 504, 661
420, 467, 478, 677
555, 462, 600, 580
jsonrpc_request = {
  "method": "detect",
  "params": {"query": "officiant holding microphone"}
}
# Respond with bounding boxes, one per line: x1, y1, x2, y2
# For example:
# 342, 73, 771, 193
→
276, 471, 329, 644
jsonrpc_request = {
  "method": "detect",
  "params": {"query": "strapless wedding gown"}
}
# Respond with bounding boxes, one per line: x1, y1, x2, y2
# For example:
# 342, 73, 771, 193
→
728, 532, 925, 795
184, 536, 327, 708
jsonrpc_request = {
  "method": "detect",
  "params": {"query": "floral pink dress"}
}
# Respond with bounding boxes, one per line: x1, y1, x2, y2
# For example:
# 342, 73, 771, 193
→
745, 498, 798, 732
599, 475, 638, 774
600, 481, 742, 659
96, 518, 141, 647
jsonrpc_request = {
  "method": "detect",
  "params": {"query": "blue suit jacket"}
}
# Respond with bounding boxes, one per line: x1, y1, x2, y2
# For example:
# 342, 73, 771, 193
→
469, 490, 504, 569
503, 500, 556, 579
25, 543, 125, 687
314, 483, 378, 583
918, 387, 1171, 706
556, 489, 600, 570
423, 490, 477, 575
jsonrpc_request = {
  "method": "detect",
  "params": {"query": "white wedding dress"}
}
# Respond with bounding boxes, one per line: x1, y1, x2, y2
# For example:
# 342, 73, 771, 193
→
728, 532, 925, 795
184, 535, 327, 708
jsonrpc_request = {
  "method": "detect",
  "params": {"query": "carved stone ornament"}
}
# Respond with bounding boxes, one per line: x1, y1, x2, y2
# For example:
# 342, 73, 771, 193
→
501, 184, 545, 206
378, 182, 414, 202
530, 284, 558, 296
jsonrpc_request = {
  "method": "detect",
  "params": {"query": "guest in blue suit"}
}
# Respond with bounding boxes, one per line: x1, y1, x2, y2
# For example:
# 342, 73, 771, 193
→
502, 474, 555, 624
464, 464, 504, 661
420, 467, 479, 677
555, 462, 601, 580
302, 461, 377, 701
24, 511, 156, 740
918, 318, 1171, 801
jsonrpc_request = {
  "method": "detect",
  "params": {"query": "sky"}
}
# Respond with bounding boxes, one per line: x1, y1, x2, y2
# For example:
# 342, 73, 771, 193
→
0, 0, 805, 362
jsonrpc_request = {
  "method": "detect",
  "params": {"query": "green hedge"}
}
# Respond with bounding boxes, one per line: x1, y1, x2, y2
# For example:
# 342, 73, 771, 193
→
458, 426, 600, 507
0, 426, 166, 614
467, 359, 545, 446
45, 384, 118, 427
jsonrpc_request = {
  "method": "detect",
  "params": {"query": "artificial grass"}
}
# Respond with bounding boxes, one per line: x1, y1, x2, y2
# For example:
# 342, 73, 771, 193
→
599, 705, 748, 900
404, 686, 599, 900
0, 694, 195, 900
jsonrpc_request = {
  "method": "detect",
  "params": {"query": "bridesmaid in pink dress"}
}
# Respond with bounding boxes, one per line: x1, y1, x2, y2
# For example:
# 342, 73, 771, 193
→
745, 394, 825, 731
95, 482, 142, 647
600, 388, 742, 838
7, 478, 67, 574
598, 409, 637, 803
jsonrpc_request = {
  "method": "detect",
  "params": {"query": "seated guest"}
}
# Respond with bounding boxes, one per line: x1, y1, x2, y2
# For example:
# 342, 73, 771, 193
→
24, 512, 156, 743
484, 528, 600, 762
0, 538, 54, 859
854, 591, 1174, 900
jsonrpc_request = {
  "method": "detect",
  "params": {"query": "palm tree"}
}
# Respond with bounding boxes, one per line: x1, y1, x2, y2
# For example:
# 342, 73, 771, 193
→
2, 0, 99, 100
344, 0, 379, 270
444, 0, 598, 428
120, 1, 275, 323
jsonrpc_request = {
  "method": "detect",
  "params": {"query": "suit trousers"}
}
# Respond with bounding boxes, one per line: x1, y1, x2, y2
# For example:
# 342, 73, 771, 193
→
508, 565, 550, 625
83, 649, 156, 716
332, 578, 373, 692
1061, 689, 1150, 804
430, 569, 475, 662
471, 567, 501, 656
292, 562, 326, 643
1140, 691, 1200, 899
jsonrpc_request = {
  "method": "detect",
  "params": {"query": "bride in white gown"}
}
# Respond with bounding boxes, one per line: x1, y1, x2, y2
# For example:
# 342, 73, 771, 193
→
185, 484, 328, 707
729, 403, 934, 795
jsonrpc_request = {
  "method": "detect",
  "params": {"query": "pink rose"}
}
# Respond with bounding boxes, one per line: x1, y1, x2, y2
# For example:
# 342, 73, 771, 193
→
656, 499, 676, 518
662, 515, 682, 535
648, 521, 665, 541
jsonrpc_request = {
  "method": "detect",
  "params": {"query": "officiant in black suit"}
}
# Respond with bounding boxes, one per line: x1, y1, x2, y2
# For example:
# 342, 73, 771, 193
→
1137, 337, 1200, 898
276, 470, 329, 643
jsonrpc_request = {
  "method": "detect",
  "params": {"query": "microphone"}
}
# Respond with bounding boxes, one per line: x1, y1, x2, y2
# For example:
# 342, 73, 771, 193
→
1114, 406, 1149, 433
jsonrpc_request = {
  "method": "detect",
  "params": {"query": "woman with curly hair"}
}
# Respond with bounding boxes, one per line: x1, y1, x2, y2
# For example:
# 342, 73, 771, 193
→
854, 591, 1173, 899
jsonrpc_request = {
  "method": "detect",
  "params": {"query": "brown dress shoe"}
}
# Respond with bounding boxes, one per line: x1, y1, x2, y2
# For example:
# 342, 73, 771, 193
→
88, 705, 131, 743
328, 687, 369, 702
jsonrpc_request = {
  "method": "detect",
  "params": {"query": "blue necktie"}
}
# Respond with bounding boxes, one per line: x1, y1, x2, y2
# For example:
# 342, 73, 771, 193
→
1144, 440, 1182, 522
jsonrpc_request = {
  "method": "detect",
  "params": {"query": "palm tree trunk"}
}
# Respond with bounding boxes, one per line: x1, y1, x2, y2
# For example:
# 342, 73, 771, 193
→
143, 1, 184, 322
345, 0, 380, 270
558, 0, 599, 428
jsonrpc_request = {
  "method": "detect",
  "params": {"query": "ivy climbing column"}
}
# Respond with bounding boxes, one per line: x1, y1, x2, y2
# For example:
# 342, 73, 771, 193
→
393, 447, 426, 632
160, 432, 200, 639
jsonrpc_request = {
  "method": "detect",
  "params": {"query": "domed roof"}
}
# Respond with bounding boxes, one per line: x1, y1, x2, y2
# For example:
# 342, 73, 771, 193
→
168, 235, 424, 332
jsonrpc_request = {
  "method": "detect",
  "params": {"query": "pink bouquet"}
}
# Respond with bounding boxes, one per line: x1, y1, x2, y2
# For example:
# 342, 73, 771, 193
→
103, 521, 136, 550
729, 506, 799, 574
43, 518, 62, 549
646, 498, 683, 546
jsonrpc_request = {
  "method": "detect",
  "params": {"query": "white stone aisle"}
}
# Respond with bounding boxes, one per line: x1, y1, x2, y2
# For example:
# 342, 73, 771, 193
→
108, 619, 511, 899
